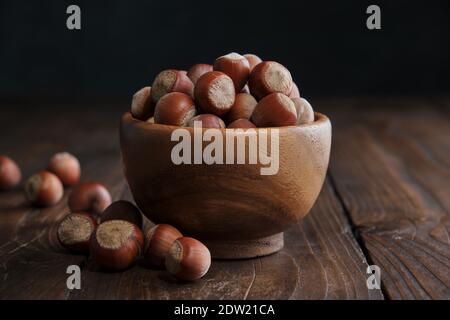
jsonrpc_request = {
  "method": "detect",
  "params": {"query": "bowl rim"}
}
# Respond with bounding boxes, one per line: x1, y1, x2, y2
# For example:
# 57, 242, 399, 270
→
122, 112, 330, 132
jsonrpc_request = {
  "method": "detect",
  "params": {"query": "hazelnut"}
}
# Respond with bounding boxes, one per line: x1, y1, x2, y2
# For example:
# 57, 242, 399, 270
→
187, 64, 213, 85
48, 152, 81, 186
0, 155, 21, 190
188, 114, 226, 128
100, 200, 143, 229
57, 212, 97, 253
292, 97, 315, 125
131, 86, 155, 120
244, 53, 262, 72
154, 92, 197, 126
24, 171, 64, 207
213, 52, 250, 92
227, 118, 256, 129
165, 237, 211, 281
226, 93, 257, 123
151, 69, 194, 103
289, 82, 300, 99
90, 220, 144, 271
68, 182, 112, 215
143, 224, 183, 268
251, 93, 297, 127
194, 71, 235, 116
248, 61, 293, 100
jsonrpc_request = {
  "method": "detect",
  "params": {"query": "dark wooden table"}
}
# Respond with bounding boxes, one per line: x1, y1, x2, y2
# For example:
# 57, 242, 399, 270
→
0, 96, 449, 299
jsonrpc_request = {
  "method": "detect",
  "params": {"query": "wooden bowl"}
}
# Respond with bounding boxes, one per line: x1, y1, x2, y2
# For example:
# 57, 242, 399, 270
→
120, 112, 331, 259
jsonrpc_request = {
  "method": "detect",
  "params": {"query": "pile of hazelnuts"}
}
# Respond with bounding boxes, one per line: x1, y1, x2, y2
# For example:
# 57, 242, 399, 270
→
0, 152, 89, 207
58, 200, 211, 281
0, 154, 210, 281
130, 52, 315, 128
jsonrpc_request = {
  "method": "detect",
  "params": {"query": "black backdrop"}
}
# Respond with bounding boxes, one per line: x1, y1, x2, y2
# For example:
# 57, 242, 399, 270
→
0, 0, 449, 101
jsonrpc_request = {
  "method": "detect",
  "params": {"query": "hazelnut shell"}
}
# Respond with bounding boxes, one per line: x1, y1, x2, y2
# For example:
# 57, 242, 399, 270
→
292, 97, 315, 125
48, 152, 81, 186
68, 182, 112, 215
213, 53, 250, 92
187, 64, 213, 85
0, 156, 21, 190
194, 71, 236, 116
143, 224, 183, 268
188, 114, 226, 128
226, 93, 257, 124
131, 86, 155, 120
151, 69, 194, 103
165, 237, 211, 281
227, 118, 257, 129
251, 93, 297, 127
248, 61, 293, 100
25, 171, 64, 207
90, 220, 144, 271
154, 92, 197, 126
57, 212, 97, 253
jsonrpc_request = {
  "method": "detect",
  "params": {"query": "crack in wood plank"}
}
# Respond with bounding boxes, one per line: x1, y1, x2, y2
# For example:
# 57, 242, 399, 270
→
243, 260, 257, 300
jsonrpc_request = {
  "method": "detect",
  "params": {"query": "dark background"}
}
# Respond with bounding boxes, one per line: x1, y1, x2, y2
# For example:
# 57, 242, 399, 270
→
0, 0, 449, 102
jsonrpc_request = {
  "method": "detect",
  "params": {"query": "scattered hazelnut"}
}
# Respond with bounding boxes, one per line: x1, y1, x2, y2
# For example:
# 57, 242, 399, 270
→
213, 52, 250, 92
154, 92, 197, 126
143, 224, 183, 268
289, 82, 300, 99
131, 86, 155, 120
187, 64, 213, 85
292, 97, 315, 125
100, 200, 143, 229
194, 71, 235, 116
165, 237, 211, 281
251, 93, 297, 127
248, 61, 293, 100
90, 220, 144, 271
151, 69, 194, 103
147, 117, 155, 124
0, 156, 21, 190
48, 152, 81, 186
188, 114, 226, 128
227, 118, 256, 129
68, 182, 112, 215
57, 212, 97, 253
244, 54, 262, 72
24, 171, 64, 207
226, 93, 257, 123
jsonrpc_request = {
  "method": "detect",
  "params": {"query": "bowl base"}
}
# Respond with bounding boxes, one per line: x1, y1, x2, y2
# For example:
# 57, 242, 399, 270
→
204, 232, 284, 259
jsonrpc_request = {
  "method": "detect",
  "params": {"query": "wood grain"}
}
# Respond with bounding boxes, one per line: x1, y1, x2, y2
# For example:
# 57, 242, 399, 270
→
326, 97, 450, 299
69, 180, 381, 300
0, 103, 127, 299
120, 112, 332, 259
2, 97, 448, 299
0, 100, 378, 299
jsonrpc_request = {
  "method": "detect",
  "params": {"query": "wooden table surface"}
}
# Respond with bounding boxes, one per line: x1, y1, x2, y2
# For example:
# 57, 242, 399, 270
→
0, 96, 449, 300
